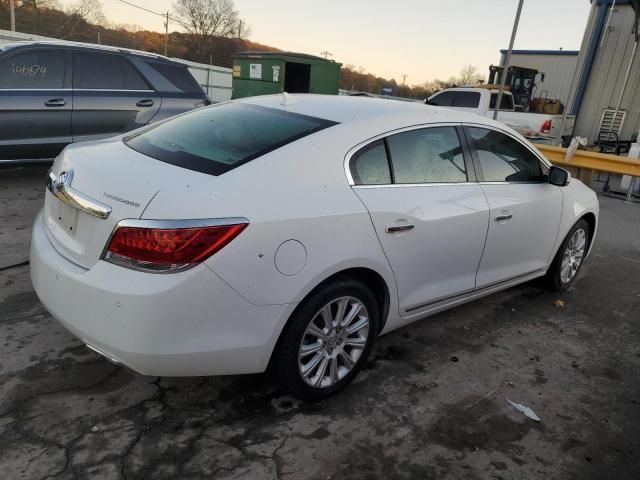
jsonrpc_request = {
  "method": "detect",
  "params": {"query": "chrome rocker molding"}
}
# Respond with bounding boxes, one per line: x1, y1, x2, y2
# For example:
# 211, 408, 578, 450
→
403, 268, 545, 315
47, 169, 112, 220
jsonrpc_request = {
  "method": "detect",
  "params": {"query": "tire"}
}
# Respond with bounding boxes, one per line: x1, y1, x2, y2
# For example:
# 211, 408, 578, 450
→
545, 219, 590, 291
272, 278, 379, 402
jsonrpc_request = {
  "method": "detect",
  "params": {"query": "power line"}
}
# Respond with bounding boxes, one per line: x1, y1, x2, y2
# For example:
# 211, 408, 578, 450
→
116, 0, 190, 30
117, 0, 165, 19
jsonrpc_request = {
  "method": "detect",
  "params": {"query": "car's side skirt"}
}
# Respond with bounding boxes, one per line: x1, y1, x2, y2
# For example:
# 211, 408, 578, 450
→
382, 268, 546, 334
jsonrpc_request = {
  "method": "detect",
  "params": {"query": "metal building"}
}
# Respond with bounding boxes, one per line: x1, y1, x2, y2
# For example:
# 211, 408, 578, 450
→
569, 0, 640, 143
498, 49, 579, 106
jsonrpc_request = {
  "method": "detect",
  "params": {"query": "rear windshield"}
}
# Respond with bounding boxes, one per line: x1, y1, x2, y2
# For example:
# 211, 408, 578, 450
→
125, 103, 337, 175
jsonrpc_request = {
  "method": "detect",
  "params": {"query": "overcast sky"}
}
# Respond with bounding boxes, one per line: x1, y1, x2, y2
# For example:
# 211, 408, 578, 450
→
93, 0, 593, 85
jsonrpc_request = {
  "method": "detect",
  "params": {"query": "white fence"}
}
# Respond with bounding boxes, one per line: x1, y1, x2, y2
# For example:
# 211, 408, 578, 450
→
0, 29, 233, 102
168, 57, 232, 103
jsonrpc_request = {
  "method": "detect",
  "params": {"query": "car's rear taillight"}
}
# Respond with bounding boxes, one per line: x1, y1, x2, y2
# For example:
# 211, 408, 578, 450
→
103, 220, 248, 273
541, 119, 552, 134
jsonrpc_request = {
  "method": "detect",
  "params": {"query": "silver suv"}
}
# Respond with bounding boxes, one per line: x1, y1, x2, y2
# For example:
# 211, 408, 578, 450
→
0, 41, 210, 161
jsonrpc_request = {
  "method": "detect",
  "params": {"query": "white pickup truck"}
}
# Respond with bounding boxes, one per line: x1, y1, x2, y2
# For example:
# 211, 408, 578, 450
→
428, 87, 575, 143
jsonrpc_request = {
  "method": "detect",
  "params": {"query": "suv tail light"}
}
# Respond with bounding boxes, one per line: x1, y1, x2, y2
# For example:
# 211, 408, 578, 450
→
541, 119, 552, 134
103, 219, 248, 273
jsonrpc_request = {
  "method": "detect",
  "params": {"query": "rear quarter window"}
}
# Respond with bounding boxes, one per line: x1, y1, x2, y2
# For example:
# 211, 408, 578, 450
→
145, 61, 202, 94
125, 103, 337, 176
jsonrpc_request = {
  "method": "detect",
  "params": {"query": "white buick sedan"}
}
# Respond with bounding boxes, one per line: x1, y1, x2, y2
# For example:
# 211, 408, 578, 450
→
31, 95, 599, 400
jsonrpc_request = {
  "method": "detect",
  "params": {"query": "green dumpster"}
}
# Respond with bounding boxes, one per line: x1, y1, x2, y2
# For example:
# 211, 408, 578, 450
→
231, 51, 342, 99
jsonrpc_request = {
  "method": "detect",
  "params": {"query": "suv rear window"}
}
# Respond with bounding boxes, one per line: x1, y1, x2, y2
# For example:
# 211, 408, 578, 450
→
125, 103, 337, 176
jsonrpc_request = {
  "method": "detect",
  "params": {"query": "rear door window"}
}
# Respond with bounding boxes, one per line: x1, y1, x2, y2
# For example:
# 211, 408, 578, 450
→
125, 103, 337, 176
74, 52, 124, 89
490, 93, 514, 110
73, 52, 149, 90
386, 127, 467, 183
453, 91, 480, 108
0, 49, 65, 89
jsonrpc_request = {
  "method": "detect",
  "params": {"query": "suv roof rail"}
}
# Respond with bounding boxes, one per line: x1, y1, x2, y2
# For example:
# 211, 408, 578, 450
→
8, 40, 174, 62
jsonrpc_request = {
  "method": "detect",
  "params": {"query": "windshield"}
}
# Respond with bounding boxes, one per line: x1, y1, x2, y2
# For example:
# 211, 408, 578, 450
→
125, 102, 337, 176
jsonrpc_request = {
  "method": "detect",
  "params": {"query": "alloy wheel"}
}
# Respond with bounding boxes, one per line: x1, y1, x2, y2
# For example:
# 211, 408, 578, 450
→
560, 228, 586, 284
298, 296, 370, 388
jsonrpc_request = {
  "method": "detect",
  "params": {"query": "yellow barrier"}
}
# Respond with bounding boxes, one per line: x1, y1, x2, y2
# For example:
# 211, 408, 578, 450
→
533, 144, 640, 177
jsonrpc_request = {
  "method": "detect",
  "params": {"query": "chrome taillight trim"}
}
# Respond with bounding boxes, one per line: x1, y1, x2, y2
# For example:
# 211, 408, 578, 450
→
112, 218, 250, 230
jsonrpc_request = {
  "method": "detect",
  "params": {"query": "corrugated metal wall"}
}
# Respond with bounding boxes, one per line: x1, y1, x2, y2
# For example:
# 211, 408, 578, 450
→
499, 53, 578, 105
573, 4, 640, 142
0, 29, 233, 103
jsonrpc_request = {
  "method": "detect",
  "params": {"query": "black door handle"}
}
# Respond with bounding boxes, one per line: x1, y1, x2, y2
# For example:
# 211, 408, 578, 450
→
385, 224, 415, 233
495, 214, 513, 222
136, 99, 154, 107
45, 98, 66, 107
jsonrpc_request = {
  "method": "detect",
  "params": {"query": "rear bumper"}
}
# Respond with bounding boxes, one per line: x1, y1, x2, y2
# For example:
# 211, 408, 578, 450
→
30, 211, 292, 376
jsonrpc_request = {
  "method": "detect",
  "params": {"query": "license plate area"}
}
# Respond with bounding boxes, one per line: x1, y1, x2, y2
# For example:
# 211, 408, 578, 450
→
53, 198, 79, 237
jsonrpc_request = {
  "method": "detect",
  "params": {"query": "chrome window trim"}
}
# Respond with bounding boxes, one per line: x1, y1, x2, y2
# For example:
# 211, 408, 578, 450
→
353, 181, 474, 189
344, 122, 465, 187
477, 181, 547, 185
0, 88, 72, 91
0, 88, 155, 92
74, 89, 156, 93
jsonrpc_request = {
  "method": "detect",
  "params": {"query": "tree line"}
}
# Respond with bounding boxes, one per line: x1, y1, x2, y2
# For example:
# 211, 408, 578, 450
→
1, 0, 484, 97
0, 0, 273, 67
341, 63, 484, 99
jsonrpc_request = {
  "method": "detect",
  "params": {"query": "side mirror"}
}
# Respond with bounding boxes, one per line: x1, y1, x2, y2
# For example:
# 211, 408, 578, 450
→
548, 166, 571, 186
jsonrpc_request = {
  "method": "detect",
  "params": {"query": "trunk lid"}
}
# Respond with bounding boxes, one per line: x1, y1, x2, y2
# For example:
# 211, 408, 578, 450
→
44, 137, 213, 269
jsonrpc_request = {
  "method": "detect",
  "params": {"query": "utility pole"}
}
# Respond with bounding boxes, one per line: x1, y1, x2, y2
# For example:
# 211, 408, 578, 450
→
97, 31, 101, 45
164, 11, 169, 56
320, 51, 332, 60
238, 20, 242, 38
10, 0, 16, 32
494, 0, 524, 120
400, 74, 407, 97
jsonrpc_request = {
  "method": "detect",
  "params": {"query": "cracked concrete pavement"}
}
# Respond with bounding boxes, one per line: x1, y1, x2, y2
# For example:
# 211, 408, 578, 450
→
1, 165, 640, 479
